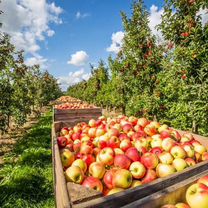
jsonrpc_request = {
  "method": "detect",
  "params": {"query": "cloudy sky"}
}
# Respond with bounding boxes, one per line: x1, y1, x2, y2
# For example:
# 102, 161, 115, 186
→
0, 0, 207, 90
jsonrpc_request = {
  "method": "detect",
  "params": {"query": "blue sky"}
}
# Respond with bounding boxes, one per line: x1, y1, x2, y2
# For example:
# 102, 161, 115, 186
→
0, 0, 165, 89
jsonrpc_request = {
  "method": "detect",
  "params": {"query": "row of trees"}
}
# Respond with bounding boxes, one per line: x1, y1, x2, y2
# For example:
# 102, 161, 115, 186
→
67, 0, 208, 136
0, 34, 62, 132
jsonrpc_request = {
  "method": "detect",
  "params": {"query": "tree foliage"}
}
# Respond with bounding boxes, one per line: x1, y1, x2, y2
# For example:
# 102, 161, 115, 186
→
67, 0, 208, 135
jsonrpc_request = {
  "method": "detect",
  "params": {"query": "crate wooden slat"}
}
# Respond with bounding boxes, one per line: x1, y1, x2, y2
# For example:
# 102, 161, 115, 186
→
121, 169, 208, 208
53, 108, 102, 122
52, 122, 208, 208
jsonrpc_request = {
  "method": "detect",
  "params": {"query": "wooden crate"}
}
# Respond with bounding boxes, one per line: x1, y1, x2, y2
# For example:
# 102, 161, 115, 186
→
52, 123, 208, 208
122, 169, 208, 208
53, 108, 102, 123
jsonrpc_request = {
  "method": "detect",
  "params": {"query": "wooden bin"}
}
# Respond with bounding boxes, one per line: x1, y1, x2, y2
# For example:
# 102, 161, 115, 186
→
53, 107, 102, 123
52, 123, 208, 208
122, 169, 208, 208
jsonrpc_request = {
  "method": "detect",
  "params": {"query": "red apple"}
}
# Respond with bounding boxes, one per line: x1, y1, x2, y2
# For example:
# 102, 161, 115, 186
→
57, 136, 67, 148
71, 132, 81, 141
185, 158, 196, 167
61, 127, 69, 136
108, 136, 120, 148
144, 124, 157, 136
120, 139, 132, 152
82, 176, 103, 192
141, 169, 157, 184
141, 153, 159, 169
182, 144, 195, 158
150, 147, 163, 155
80, 144, 93, 155
88, 127, 96, 138
119, 133, 129, 141
108, 128, 119, 137
89, 119, 96, 127
81, 154, 95, 167
114, 154, 131, 169
103, 168, 117, 189
125, 147, 140, 162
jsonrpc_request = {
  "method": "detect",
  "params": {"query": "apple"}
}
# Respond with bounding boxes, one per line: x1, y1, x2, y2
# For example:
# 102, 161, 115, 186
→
185, 158, 196, 167
129, 161, 146, 179
131, 132, 142, 141
114, 148, 124, 155
202, 152, 208, 161
186, 183, 208, 208
144, 124, 157, 136
71, 132, 80, 141
106, 188, 124, 195
170, 130, 181, 141
161, 205, 176, 208
81, 154, 95, 167
195, 152, 202, 162
150, 147, 163, 155
158, 152, 174, 165
191, 140, 201, 147
119, 133, 129, 141
128, 116, 138, 126
89, 119, 96, 127
120, 139, 132, 152
142, 169, 157, 184
103, 168, 117, 189
125, 147, 140, 162
141, 153, 159, 169
73, 142, 81, 153
156, 163, 176, 178
80, 144, 93, 155
183, 133, 194, 141
182, 144, 195, 158
108, 128, 119, 137
137, 118, 149, 127
197, 175, 208, 186
175, 203, 190, 208
114, 154, 131, 169
158, 124, 169, 133
122, 123, 133, 133
151, 137, 162, 148
72, 159, 87, 173
170, 146, 186, 159
181, 137, 192, 143
162, 138, 175, 152
89, 162, 105, 179
61, 150, 75, 168
112, 169, 132, 189
172, 158, 187, 172
97, 147, 114, 166
61, 127, 69, 136
73, 126, 81, 133
81, 135, 91, 144
93, 147, 101, 157
82, 176, 103, 192
131, 180, 142, 188
57, 136, 67, 148
194, 144, 207, 154
108, 136, 120, 148
88, 127, 97, 138
65, 166, 84, 184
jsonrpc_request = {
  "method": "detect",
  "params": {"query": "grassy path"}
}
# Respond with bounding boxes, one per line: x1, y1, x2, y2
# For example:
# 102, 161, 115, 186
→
0, 112, 55, 208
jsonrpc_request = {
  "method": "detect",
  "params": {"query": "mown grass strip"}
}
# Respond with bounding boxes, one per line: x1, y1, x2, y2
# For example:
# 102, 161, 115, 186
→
0, 112, 54, 208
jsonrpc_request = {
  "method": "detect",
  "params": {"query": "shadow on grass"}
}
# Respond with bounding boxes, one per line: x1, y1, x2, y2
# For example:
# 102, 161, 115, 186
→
0, 113, 55, 208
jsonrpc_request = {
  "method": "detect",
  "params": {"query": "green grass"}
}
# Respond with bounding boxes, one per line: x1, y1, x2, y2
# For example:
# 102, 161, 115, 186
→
0, 112, 55, 208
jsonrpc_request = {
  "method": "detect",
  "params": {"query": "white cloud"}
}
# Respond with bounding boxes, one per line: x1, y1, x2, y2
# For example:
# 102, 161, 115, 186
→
76, 11, 90, 19
25, 55, 48, 69
148, 5, 164, 41
67, 51, 89, 66
197, 8, 208, 27
0, 0, 63, 56
58, 69, 91, 90
106, 31, 124, 54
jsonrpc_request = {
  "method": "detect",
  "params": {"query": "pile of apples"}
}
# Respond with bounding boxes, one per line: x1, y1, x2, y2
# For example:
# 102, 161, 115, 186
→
55, 102, 96, 110
161, 175, 208, 208
57, 115, 208, 196
56, 96, 80, 103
